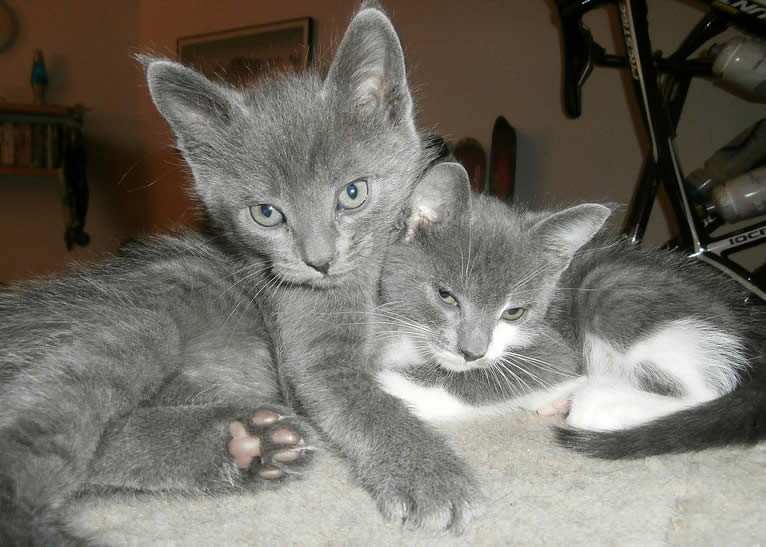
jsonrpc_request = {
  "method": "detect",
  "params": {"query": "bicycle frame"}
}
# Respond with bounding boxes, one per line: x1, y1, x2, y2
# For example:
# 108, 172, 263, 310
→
557, 0, 766, 300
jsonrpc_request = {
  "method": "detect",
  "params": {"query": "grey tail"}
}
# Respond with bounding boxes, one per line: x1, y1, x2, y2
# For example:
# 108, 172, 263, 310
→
555, 382, 766, 459
0, 474, 89, 547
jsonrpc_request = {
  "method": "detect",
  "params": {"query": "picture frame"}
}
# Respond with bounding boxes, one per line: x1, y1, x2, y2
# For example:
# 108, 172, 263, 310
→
177, 17, 313, 85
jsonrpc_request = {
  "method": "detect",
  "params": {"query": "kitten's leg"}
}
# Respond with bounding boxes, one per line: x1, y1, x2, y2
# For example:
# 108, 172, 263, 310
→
87, 404, 317, 493
566, 382, 697, 431
0, 312, 194, 546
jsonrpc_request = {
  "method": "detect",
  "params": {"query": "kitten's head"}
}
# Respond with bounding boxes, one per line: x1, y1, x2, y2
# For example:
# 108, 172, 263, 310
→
141, 5, 427, 287
382, 162, 611, 372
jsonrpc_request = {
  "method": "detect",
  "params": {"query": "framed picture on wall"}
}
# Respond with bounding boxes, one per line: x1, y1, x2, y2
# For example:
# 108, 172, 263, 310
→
177, 17, 313, 85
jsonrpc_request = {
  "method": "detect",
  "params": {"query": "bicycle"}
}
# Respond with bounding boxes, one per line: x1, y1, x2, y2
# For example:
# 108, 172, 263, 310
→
555, 0, 766, 300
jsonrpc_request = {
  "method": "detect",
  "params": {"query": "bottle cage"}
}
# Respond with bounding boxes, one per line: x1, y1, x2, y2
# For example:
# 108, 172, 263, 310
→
554, 0, 766, 299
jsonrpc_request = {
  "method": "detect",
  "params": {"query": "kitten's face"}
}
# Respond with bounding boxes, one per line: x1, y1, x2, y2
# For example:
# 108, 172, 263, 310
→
144, 8, 424, 288
383, 199, 558, 372
211, 80, 421, 288
382, 189, 609, 373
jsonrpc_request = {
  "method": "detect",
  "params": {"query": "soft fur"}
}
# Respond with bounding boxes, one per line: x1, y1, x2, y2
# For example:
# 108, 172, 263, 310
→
0, 5, 482, 545
375, 162, 766, 458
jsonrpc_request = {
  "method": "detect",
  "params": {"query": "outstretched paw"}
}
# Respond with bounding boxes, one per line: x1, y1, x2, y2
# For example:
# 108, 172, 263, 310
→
536, 398, 571, 419
228, 408, 316, 483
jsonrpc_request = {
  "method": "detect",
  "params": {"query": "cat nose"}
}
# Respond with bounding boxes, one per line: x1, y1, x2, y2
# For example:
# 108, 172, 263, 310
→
299, 230, 336, 275
460, 346, 485, 362
306, 259, 331, 275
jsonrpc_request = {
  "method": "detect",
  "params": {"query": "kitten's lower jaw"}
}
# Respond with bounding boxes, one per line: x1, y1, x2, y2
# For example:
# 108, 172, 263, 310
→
272, 268, 347, 289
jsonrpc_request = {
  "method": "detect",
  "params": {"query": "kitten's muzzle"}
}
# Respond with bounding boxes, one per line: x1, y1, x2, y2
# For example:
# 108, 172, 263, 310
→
460, 346, 486, 362
457, 323, 490, 363
298, 225, 336, 275
307, 260, 330, 275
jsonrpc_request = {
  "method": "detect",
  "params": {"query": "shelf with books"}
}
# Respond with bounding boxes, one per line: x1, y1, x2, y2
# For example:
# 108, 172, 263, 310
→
0, 103, 89, 249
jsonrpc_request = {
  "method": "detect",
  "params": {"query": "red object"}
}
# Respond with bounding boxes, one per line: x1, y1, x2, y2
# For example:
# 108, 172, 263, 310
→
489, 116, 517, 201
454, 137, 486, 193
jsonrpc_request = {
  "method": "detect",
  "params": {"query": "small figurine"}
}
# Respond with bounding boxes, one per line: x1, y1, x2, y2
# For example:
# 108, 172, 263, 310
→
31, 49, 48, 104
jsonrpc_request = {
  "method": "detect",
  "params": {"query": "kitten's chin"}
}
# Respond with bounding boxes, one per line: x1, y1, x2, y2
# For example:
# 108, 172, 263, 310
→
271, 266, 354, 289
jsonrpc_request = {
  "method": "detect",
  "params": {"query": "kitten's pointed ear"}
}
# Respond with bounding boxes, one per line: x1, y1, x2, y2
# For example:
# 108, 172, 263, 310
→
326, 6, 413, 131
139, 55, 240, 152
531, 203, 611, 265
405, 162, 471, 241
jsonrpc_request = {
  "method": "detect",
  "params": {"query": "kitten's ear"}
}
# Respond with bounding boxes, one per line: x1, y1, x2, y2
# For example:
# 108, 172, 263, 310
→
326, 5, 414, 132
531, 203, 611, 266
405, 162, 471, 241
139, 55, 240, 151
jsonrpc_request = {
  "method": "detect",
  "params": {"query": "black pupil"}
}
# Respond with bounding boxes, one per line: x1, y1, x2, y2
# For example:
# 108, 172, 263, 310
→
440, 291, 450, 299
346, 184, 358, 199
261, 205, 272, 217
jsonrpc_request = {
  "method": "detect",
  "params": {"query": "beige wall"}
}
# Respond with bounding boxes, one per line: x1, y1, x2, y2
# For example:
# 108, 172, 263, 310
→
2, 0, 765, 283
0, 0, 146, 282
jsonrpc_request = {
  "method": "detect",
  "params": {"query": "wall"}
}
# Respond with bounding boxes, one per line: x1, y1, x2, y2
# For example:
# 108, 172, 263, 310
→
2, 0, 765, 282
135, 0, 766, 249
0, 0, 146, 282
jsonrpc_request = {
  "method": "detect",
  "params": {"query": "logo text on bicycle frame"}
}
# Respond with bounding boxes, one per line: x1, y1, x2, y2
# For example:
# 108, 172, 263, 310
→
618, 2, 640, 80
728, 226, 766, 247
714, 0, 766, 19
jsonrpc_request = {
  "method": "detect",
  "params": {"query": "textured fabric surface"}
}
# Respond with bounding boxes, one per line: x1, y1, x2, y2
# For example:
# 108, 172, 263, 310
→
68, 412, 765, 546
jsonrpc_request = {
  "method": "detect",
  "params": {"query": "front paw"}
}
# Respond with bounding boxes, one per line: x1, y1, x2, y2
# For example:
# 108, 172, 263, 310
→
367, 451, 483, 533
228, 406, 317, 484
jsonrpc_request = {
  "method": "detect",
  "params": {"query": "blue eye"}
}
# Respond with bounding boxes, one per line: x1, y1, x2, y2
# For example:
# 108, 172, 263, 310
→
337, 179, 369, 210
249, 204, 284, 227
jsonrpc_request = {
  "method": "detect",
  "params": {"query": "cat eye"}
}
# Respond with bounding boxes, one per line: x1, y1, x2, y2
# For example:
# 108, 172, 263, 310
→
437, 289, 458, 306
337, 179, 369, 210
502, 307, 526, 321
250, 204, 284, 227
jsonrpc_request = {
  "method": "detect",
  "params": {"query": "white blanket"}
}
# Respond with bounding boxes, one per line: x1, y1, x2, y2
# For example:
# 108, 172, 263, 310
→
68, 412, 766, 546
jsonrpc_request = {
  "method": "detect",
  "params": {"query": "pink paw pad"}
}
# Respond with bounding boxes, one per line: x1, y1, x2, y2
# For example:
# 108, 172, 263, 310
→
227, 409, 306, 480
536, 399, 571, 418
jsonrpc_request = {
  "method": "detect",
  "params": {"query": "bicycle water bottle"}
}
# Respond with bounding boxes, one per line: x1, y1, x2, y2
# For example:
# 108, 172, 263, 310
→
712, 37, 766, 99
686, 119, 766, 196
705, 166, 766, 222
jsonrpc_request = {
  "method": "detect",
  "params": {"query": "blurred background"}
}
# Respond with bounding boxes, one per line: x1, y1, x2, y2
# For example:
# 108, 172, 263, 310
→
1, 0, 764, 283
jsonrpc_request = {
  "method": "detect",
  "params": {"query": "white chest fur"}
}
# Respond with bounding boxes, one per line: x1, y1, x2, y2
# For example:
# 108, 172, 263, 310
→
377, 369, 585, 423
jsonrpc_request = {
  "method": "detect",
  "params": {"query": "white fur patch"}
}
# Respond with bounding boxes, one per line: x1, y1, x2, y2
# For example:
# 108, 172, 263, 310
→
486, 322, 532, 361
378, 370, 585, 423
572, 318, 749, 430
431, 348, 467, 371
379, 335, 426, 370
584, 319, 747, 401
566, 382, 695, 431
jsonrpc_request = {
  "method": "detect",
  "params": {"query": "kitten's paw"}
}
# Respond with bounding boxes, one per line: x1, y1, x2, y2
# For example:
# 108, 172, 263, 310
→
228, 407, 316, 482
369, 455, 484, 533
565, 384, 690, 431
536, 398, 571, 418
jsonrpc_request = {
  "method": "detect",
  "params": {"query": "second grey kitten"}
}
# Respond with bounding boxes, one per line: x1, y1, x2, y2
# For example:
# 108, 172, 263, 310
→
376, 162, 766, 458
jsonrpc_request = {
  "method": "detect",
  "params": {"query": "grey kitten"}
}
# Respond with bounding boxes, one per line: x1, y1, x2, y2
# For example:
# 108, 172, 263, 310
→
0, 5, 480, 545
376, 162, 766, 458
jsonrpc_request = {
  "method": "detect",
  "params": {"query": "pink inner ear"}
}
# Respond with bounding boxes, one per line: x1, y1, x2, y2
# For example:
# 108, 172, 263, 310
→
405, 205, 439, 241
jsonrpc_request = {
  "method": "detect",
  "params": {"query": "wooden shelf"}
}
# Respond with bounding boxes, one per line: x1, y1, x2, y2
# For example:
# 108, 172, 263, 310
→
0, 167, 62, 176
0, 102, 88, 116
1, 104, 90, 249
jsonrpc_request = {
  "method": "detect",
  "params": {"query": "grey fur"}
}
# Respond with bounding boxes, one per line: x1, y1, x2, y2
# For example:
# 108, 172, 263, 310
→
378, 163, 766, 455
0, 6, 480, 545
